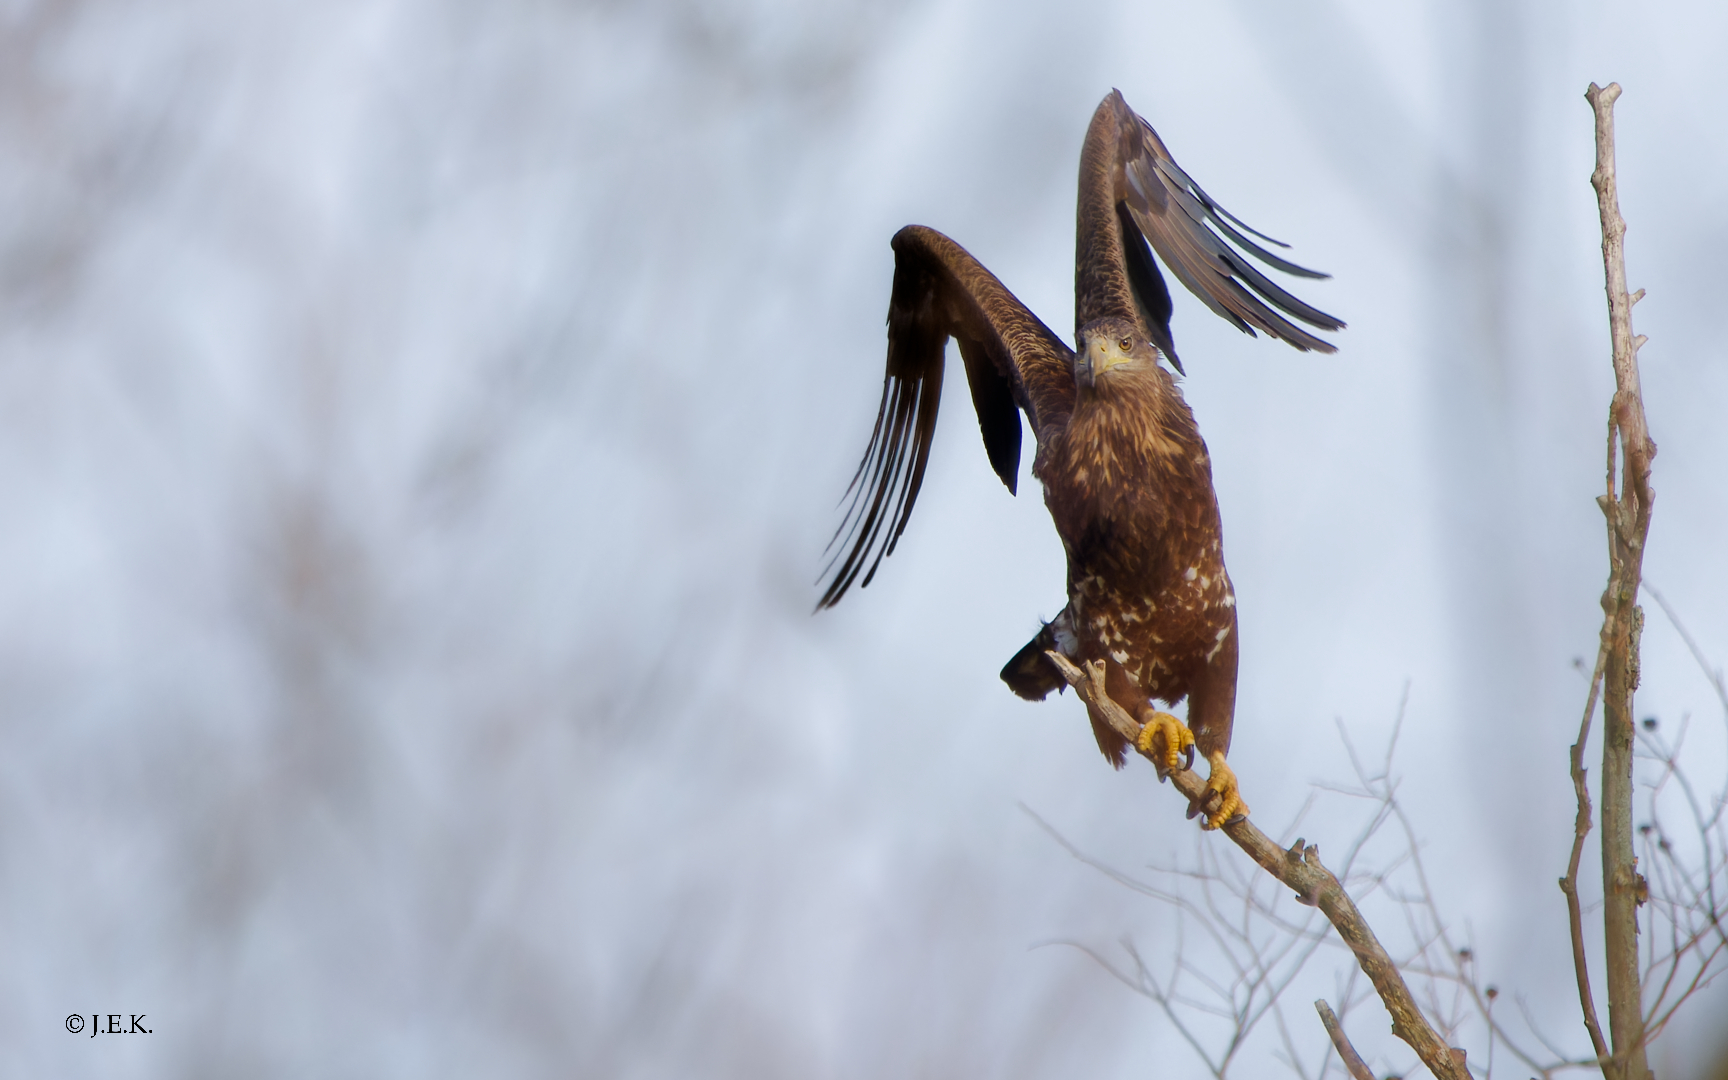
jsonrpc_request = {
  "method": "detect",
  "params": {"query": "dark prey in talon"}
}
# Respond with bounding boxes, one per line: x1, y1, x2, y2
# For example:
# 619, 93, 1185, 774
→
819, 91, 1342, 830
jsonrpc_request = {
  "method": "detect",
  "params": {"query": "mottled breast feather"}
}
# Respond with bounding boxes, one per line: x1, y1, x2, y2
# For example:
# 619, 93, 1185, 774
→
1037, 353, 1239, 765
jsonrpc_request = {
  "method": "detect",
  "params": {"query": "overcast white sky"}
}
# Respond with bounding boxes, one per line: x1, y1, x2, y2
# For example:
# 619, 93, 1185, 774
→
1, 0, 1725, 1077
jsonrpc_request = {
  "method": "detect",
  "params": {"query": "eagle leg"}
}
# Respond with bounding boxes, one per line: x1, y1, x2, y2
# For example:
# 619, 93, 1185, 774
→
1185, 750, 1249, 830
1133, 711, 1195, 781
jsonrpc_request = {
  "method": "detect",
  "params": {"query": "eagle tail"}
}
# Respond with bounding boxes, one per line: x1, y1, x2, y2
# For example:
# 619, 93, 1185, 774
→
1000, 621, 1066, 701
1002, 613, 1134, 768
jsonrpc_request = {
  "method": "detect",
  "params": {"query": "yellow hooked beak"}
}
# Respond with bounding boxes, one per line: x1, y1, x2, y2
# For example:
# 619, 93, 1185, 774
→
1078, 335, 1133, 389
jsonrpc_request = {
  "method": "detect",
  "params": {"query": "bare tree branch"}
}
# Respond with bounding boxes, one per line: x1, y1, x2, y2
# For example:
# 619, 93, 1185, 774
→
1315, 1000, 1374, 1080
1046, 652, 1469, 1080
1562, 637, 1614, 1074
1586, 79, 1657, 1080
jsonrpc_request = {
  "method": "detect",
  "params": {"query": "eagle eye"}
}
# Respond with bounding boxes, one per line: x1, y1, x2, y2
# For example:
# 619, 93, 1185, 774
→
1118, 336, 1133, 351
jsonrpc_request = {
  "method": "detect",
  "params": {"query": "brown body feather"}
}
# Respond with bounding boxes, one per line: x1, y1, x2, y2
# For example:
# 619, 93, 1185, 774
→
823, 91, 1337, 771
1037, 342, 1238, 765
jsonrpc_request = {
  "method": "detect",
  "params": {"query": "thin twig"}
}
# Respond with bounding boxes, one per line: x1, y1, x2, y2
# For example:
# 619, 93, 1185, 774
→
1315, 1000, 1374, 1080
1643, 584, 1728, 723
1562, 637, 1614, 1072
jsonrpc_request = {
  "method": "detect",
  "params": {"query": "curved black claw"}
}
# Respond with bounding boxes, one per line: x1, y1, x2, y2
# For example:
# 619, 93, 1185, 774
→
1153, 740, 1191, 783
1185, 781, 1239, 824
1185, 790, 1214, 821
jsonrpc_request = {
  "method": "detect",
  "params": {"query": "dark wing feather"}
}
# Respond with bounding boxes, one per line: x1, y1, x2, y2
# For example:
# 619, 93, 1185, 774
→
956, 335, 1023, 490
1110, 90, 1344, 353
1116, 203, 1181, 372
819, 225, 1073, 609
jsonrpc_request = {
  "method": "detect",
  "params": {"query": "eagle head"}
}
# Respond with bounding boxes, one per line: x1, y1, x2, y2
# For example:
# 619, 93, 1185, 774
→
1076, 317, 1161, 393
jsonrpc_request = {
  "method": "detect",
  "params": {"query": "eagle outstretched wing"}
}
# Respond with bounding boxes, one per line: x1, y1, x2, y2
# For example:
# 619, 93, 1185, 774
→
1103, 89, 1344, 355
824, 93, 1344, 609
818, 225, 1073, 610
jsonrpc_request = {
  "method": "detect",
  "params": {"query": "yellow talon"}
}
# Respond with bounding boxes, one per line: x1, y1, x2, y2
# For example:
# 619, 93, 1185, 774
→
1192, 751, 1249, 831
1134, 711, 1195, 778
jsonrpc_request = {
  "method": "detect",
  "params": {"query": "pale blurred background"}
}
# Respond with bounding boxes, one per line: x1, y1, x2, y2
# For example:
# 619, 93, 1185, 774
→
1, 0, 1725, 1076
